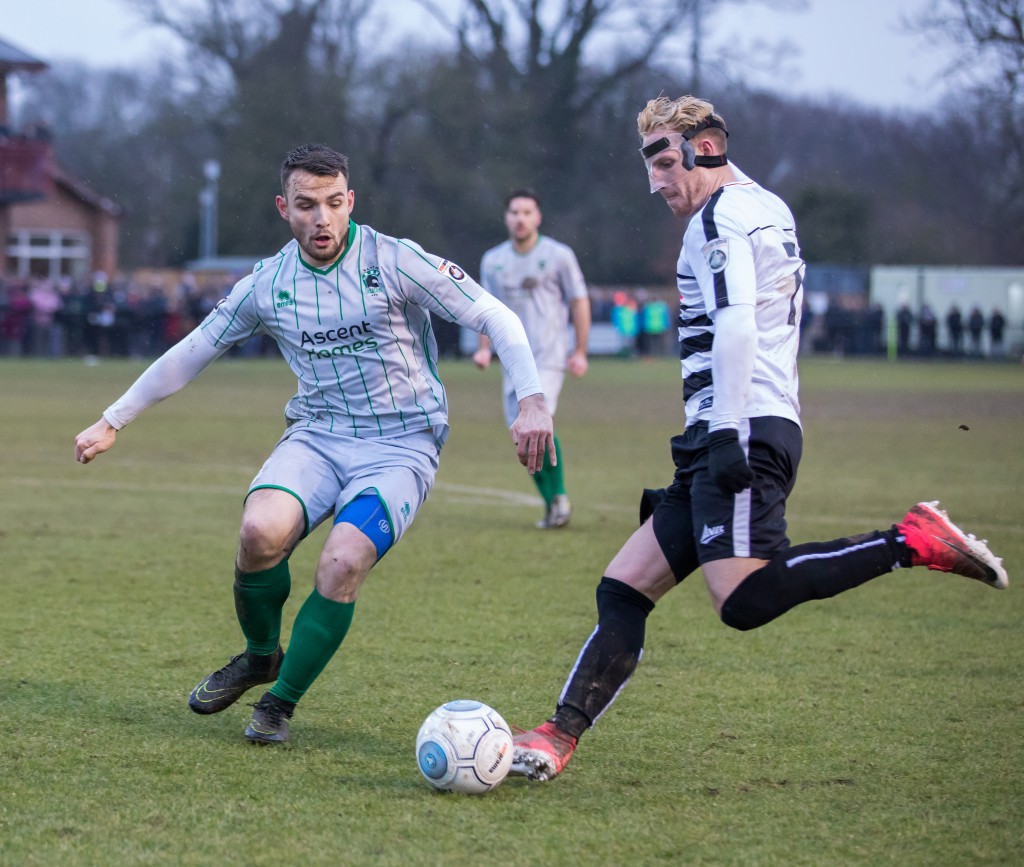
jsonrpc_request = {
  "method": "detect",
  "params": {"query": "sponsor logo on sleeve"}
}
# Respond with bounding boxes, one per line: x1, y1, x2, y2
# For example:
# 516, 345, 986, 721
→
702, 238, 729, 273
437, 259, 467, 282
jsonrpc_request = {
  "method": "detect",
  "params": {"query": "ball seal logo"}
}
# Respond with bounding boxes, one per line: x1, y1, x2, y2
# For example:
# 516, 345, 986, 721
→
437, 259, 467, 282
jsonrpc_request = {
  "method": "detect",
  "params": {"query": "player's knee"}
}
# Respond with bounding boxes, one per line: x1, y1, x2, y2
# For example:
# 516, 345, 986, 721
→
719, 596, 761, 631
238, 512, 297, 565
718, 560, 784, 631
316, 541, 374, 602
321, 544, 373, 582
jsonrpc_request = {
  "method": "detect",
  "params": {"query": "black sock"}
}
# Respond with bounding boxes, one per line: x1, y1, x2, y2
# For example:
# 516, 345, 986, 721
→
721, 527, 906, 631
552, 577, 655, 739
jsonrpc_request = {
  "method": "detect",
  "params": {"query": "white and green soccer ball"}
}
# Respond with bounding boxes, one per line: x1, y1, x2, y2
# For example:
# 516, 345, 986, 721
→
415, 700, 514, 794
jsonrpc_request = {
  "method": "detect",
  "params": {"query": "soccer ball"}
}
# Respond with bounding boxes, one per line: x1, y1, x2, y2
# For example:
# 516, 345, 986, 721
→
415, 699, 514, 794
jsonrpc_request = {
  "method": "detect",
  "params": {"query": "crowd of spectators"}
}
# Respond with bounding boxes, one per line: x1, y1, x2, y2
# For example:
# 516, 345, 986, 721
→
0, 272, 265, 362
893, 302, 1008, 358
0, 273, 1015, 362
800, 299, 1012, 359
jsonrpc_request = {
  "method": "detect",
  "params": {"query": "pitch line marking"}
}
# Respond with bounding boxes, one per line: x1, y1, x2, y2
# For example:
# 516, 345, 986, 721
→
7, 477, 1023, 533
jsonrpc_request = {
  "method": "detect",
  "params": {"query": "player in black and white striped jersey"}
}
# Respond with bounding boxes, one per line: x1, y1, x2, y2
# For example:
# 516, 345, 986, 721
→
511, 95, 1008, 782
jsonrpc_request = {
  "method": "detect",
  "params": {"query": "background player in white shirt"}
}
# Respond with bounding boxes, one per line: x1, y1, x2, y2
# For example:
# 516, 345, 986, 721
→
474, 189, 591, 529
510, 96, 1008, 782
74, 144, 555, 744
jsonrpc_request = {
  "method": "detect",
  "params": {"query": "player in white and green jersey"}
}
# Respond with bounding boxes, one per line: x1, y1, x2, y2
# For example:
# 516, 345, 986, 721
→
74, 144, 555, 744
474, 189, 591, 529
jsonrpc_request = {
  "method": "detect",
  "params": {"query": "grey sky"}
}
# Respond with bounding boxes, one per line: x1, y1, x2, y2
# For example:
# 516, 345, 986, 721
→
1, 0, 958, 112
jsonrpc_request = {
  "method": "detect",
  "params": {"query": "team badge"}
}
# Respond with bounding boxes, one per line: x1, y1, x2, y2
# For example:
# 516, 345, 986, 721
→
437, 259, 467, 282
361, 266, 382, 292
703, 238, 729, 273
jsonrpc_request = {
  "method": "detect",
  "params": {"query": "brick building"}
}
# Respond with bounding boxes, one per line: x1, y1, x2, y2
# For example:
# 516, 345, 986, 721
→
0, 37, 121, 281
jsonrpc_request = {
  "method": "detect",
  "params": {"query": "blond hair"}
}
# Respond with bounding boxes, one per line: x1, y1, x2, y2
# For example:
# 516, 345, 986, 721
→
637, 96, 727, 147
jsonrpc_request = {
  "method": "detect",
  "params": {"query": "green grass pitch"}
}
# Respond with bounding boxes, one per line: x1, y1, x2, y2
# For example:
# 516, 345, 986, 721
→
2, 356, 1022, 865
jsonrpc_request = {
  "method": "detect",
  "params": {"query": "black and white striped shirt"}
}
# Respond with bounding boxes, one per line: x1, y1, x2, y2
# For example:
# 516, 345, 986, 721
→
675, 164, 804, 428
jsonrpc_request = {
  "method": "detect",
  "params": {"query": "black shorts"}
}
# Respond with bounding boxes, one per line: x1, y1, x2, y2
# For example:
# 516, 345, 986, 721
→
651, 417, 802, 580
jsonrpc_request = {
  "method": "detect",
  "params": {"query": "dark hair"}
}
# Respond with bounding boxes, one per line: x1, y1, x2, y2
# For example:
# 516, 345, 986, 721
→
280, 144, 349, 193
505, 188, 541, 210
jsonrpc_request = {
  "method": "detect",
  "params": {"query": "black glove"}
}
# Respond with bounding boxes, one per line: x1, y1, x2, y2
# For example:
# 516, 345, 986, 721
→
707, 429, 753, 494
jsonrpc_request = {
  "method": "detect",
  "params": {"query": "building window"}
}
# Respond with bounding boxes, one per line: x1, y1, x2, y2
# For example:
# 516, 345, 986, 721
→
6, 229, 91, 280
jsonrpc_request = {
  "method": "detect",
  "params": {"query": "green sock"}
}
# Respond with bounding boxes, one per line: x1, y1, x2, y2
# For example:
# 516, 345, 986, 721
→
234, 560, 291, 655
531, 435, 566, 505
270, 589, 355, 705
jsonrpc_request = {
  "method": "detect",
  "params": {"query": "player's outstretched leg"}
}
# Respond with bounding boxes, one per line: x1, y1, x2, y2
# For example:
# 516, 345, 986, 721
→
512, 577, 653, 781
188, 647, 284, 714
511, 722, 579, 781
899, 501, 1008, 589
244, 692, 295, 744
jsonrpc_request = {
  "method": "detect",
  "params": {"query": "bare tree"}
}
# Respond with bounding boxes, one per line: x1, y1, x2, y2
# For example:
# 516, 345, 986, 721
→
129, 0, 377, 255
912, 0, 1023, 75
908, 0, 1024, 260
410, 1, 699, 118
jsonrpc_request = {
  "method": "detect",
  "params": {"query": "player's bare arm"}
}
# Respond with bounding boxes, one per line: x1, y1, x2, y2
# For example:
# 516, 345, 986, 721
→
567, 296, 591, 377
510, 393, 555, 474
473, 334, 493, 369
75, 418, 118, 464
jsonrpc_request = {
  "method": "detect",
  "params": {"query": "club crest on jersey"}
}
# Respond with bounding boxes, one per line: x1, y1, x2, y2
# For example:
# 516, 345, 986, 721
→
361, 267, 382, 293
703, 238, 729, 273
437, 259, 467, 282
276, 289, 295, 309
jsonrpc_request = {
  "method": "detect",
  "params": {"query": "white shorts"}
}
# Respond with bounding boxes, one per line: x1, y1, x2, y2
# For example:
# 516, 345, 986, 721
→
248, 424, 440, 540
502, 367, 565, 427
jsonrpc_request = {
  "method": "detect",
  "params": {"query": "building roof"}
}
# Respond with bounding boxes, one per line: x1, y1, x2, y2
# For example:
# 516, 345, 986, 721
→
0, 37, 48, 73
51, 162, 123, 217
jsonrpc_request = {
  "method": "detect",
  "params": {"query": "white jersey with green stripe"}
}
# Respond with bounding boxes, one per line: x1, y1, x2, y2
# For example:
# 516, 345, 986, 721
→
201, 222, 507, 442
480, 234, 588, 371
